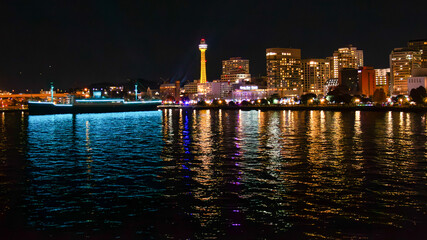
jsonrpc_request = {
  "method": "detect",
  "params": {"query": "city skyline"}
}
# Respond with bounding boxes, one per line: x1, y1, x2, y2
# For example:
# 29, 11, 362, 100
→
2, 2, 427, 238
0, 0, 426, 91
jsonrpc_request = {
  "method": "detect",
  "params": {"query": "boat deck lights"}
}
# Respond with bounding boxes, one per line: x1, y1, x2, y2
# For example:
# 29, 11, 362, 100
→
124, 100, 162, 104
76, 99, 124, 103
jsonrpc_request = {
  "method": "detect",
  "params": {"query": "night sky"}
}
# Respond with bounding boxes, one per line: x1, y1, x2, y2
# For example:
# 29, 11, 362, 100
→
0, 0, 426, 91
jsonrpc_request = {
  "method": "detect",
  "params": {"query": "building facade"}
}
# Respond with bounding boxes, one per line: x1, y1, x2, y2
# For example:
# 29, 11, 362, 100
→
340, 68, 359, 94
301, 59, 330, 95
408, 39, 427, 67
358, 67, 375, 97
375, 68, 390, 96
390, 48, 422, 95
183, 80, 213, 100
160, 83, 177, 100
266, 48, 302, 97
211, 81, 234, 99
408, 68, 427, 94
232, 86, 267, 101
222, 57, 249, 75
331, 45, 364, 79
197, 82, 212, 99
324, 78, 339, 95
408, 77, 427, 94
221, 73, 251, 83
250, 76, 268, 88
183, 80, 199, 95
221, 57, 251, 83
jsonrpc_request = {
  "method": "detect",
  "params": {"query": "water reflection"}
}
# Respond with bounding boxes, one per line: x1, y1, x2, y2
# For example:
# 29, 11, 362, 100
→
23, 112, 164, 237
159, 110, 427, 239
0, 111, 28, 234
0, 110, 426, 238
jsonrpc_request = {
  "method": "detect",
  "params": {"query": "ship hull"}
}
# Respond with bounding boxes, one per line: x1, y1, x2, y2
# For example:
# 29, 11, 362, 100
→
28, 101, 162, 115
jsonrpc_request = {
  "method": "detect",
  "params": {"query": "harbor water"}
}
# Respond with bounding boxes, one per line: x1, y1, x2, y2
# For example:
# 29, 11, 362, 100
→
1, 110, 427, 239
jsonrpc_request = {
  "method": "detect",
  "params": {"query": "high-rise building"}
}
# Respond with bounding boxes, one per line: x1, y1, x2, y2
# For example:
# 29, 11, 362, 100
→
199, 39, 208, 84
358, 67, 375, 97
221, 57, 251, 83
375, 68, 390, 95
331, 45, 364, 79
266, 48, 302, 97
390, 48, 422, 95
408, 39, 427, 67
301, 59, 330, 95
222, 57, 249, 75
340, 68, 359, 93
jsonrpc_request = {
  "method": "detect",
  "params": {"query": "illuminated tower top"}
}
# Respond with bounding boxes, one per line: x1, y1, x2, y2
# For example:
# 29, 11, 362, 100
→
199, 39, 207, 83
199, 39, 207, 50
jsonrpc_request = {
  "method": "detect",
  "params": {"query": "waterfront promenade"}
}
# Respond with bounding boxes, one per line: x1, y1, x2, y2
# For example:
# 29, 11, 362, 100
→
158, 104, 427, 113
0, 106, 28, 112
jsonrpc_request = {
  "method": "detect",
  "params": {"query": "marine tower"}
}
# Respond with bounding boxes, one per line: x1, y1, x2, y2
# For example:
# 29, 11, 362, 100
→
199, 39, 208, 83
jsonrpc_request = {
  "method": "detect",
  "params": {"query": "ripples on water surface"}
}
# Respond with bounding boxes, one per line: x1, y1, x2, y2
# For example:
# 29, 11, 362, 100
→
1, 110, 427, 239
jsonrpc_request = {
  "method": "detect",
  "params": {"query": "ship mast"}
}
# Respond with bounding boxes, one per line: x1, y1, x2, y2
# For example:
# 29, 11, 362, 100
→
50, 82, 54, 103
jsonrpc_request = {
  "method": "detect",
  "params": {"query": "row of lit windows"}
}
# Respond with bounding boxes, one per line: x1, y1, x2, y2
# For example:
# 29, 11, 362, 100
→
266, 52, 292, 56
408, 78, 424, 83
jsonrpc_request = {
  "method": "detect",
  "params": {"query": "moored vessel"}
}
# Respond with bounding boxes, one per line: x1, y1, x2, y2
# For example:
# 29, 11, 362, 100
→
28, 98, 162, 115
28, 83, 162, 115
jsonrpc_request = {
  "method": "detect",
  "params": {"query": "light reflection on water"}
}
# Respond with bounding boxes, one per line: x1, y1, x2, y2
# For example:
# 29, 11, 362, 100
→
0, 110, 427, 238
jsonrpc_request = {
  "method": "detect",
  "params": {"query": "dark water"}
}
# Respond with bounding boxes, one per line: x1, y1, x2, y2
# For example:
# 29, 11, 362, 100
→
1, 110, 427, 239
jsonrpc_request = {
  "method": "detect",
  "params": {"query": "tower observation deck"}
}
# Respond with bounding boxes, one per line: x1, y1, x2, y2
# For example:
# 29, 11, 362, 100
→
199, 39, 208, 84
